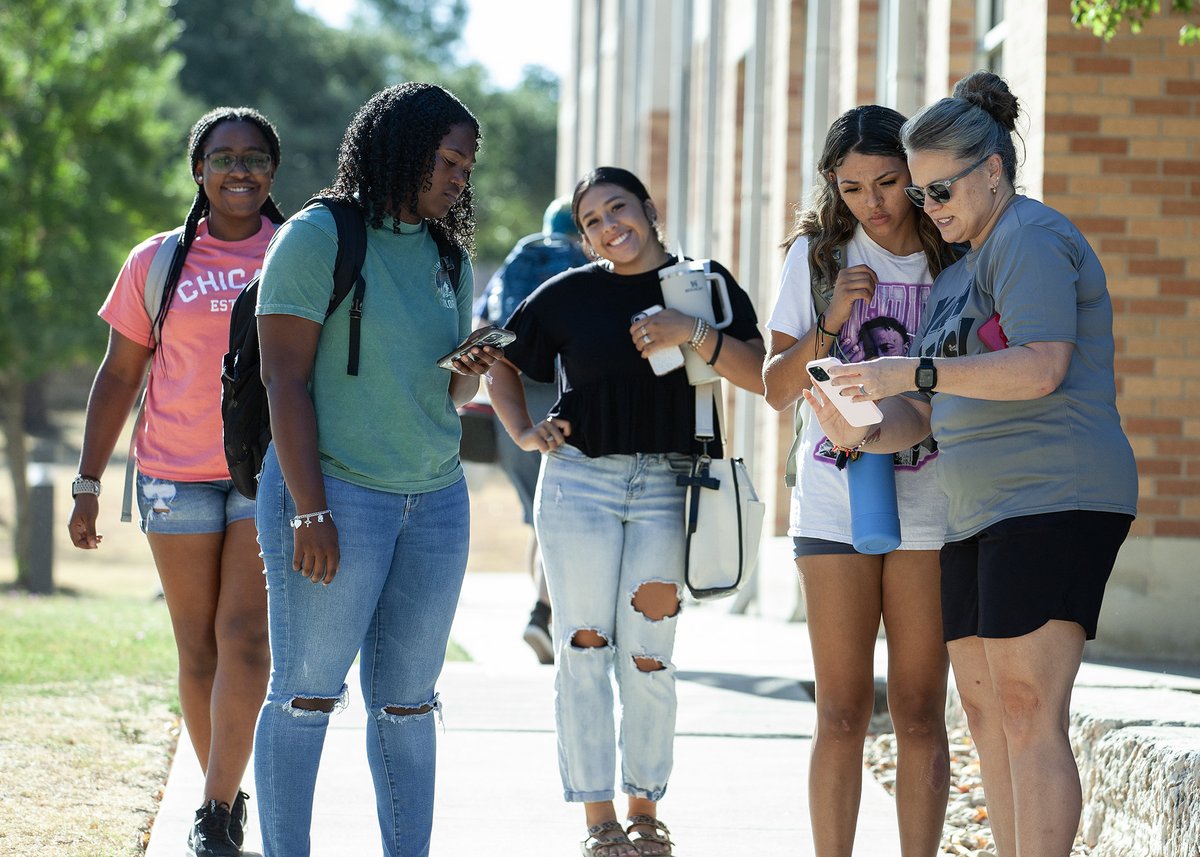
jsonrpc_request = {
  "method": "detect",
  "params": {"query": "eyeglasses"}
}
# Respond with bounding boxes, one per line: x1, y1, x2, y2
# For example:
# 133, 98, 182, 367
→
203, 152, 273, 175
904, 154, 990, 207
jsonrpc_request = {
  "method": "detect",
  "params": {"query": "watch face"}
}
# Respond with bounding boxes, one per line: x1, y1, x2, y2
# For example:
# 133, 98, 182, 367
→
916, 361, 936, 391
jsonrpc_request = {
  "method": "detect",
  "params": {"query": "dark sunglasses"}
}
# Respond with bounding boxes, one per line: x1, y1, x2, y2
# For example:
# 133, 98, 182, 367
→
904, 154, 990, 207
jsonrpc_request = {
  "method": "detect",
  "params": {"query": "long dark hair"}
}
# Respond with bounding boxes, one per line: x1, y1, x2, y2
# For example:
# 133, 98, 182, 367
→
153, 107, 286, 342
782, 105, 951, 285
320, 82, 480, 255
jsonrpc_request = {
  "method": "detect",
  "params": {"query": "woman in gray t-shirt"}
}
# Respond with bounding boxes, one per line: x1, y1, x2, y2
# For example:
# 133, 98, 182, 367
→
805, 72, 1136, 857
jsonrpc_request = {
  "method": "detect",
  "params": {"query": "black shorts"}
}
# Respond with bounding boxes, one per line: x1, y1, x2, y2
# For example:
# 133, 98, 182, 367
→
940, 510, 1133, 643
792, 536, 859, 559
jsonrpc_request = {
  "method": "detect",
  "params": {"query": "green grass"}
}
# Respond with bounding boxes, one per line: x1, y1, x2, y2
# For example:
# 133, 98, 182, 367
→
0, 588, 177, 689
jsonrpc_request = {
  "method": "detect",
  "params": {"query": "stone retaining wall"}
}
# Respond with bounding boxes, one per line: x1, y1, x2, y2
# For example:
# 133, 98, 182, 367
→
946, 685, 1200, 856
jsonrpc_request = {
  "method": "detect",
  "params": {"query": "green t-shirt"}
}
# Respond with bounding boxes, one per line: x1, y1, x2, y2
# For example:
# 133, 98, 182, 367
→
257, 206, 473, 493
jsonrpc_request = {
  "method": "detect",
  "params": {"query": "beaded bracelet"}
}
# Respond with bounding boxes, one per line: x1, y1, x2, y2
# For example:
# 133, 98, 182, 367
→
830, 428, 882, 470
688, 317, 711, 350
290, 509, 334, 529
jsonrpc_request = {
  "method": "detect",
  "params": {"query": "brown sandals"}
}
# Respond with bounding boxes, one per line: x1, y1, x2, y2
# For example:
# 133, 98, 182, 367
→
581, 820, 637, 857
626, 815, 674, 855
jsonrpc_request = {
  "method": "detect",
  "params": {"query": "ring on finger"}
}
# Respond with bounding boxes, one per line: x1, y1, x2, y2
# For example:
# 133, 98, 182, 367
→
642, 334, 651, 344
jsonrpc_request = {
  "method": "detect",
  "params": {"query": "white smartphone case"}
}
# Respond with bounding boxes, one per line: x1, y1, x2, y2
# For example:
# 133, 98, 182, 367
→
805, 357, 884, 427
632, 305, 685, 376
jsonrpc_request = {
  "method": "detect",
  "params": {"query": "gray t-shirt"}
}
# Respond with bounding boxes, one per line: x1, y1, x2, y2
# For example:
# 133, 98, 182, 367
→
258, 206, 474, 493
911, 196, 1137, 540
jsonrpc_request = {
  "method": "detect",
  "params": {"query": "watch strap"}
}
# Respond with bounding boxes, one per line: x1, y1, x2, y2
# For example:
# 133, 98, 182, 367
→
71, 476, 102, 498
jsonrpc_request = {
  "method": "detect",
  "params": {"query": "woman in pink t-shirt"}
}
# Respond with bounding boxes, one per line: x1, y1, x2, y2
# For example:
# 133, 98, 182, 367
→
67, 107, 285, 857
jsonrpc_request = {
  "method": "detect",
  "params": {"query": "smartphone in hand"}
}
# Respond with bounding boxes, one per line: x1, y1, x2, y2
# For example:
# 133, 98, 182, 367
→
806, 357, 884, 427
631, 305, 685, 376
436, 325, 516, 370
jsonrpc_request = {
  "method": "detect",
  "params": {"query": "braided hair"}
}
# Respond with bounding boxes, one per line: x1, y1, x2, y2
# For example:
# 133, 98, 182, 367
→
320, 82, 480, 255
151, 107, 286, 342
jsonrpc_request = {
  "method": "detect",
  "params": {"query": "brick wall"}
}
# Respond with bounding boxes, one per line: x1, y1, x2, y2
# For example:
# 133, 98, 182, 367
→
1043, 12, 1200, 539
947, 0, 976, 88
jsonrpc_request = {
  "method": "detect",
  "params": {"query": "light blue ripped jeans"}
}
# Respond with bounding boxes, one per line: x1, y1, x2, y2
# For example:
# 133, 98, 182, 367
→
535, 443, 690, 803
253, 445, 468, 857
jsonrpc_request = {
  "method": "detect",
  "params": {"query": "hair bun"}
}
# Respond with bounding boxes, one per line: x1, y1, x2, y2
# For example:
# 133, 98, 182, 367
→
953, 70, 1019, 132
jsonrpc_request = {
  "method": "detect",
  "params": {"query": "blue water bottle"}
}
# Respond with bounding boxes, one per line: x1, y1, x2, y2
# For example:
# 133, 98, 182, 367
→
847, 452, 901, 554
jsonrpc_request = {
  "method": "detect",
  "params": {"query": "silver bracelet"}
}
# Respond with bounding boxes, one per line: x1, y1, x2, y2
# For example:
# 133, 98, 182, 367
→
290, 509, 334, 529
688, 317, 711, 350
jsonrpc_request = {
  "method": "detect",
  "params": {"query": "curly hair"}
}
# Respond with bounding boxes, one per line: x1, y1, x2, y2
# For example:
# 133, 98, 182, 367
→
321, 82, 480, 255
782, 105, 953, 293
153, 107, 286, 341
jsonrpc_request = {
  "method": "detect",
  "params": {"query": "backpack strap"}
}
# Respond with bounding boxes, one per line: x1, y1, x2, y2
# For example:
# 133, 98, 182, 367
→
303, 196, 368, 375
121, 227, 186, 522
807, 244, 843, 321
431, 224, 464, 292
143, 227, 185, 346
784, 243, 847, 488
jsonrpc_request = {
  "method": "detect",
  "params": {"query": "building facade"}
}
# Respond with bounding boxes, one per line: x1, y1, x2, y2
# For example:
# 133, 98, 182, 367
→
555, 0, 1200, 659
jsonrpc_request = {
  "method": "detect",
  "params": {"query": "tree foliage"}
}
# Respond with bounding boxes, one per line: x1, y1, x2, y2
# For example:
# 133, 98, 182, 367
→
1071, 0, 1200, 44
0, 0, 186, 375
170, 0, 392, 214
448, 65, 562, 262
168, 0, 559, 263
0, 0, 561, 586
0, 0, 187, 585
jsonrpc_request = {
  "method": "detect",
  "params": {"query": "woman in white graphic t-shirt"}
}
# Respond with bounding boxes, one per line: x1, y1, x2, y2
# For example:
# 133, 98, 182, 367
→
763, 105, 959, 857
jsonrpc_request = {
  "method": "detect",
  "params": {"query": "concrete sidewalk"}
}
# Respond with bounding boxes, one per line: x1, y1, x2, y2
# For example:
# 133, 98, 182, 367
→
147, 569, 903, 856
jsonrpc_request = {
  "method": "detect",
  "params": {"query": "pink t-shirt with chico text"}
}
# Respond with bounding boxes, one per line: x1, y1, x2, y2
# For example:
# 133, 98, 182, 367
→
100, 216, 276, 482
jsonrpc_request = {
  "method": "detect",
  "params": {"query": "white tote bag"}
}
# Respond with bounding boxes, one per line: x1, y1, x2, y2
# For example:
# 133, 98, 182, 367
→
679, 382, 766, 600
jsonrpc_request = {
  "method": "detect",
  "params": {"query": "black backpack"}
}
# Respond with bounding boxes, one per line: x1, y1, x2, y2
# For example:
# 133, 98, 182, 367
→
220, 196, 461, 499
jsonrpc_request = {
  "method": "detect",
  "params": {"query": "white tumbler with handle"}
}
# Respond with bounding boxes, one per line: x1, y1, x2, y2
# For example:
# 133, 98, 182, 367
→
658, 257, 733, 385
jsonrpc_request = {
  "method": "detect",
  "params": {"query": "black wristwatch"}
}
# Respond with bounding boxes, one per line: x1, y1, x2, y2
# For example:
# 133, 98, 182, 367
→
915, 357, 937, 394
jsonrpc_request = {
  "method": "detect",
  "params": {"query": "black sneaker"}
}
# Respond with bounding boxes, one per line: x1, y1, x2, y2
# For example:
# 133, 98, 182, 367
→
188, 799, 240, 857
228, 790, 249, 850
522, 601, 554, 665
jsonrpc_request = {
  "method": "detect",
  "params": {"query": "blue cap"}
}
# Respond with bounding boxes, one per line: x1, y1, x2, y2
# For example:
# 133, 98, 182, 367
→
542, 196, 577, 237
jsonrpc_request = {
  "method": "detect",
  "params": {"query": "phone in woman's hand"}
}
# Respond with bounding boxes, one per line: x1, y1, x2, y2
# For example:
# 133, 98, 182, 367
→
436, 326, 516, 370
805, 357, 884, 427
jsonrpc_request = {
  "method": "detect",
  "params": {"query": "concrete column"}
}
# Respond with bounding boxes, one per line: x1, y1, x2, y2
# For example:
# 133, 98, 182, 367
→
667, 0, 694, 252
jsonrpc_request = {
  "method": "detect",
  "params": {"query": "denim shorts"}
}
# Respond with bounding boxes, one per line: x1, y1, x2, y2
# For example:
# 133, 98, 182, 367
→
136, 471, 257, 535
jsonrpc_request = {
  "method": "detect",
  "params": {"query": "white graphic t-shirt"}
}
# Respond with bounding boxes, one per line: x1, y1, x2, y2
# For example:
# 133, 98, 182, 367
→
767, 225, 949, 549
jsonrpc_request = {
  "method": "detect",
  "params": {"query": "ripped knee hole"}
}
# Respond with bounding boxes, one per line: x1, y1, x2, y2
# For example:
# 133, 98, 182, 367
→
570, 629, 609, 649
290, 696, 338, 713
633, 656, 666, 672
631, 582, 681, 621
383, 703, 435, 716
